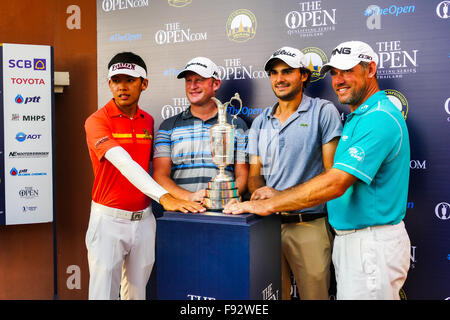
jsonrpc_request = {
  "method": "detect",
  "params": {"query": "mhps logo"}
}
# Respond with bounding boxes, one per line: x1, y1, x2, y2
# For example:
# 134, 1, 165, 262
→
385, 89, 409, 119
226, 9, 257, 43
168, 0, 191, 7
301, 47, 328, 82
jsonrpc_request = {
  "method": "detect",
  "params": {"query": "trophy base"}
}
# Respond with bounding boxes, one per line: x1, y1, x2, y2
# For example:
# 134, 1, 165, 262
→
204, 180, 239, 211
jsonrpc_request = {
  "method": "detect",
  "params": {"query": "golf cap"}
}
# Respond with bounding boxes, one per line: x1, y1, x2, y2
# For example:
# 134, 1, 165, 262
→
264, 46, 308, 71
177, 57, 220, 80
320, 41, 378, 75
108, 62, 147, 79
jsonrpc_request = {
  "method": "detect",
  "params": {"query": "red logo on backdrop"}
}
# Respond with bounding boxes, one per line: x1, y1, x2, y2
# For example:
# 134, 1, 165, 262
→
11, 78, 45, 85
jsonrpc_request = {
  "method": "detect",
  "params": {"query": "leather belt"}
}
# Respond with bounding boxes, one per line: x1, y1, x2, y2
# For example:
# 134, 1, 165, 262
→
91, 201, 151, 221
280, 212, 326, 224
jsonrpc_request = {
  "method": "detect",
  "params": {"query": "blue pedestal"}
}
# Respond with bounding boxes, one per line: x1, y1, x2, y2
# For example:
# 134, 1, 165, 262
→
156, 211, 281, 300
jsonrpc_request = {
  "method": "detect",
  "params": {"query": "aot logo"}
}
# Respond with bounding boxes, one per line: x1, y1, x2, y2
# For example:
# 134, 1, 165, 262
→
15, 132, 42, 142
9, 59, 46, 70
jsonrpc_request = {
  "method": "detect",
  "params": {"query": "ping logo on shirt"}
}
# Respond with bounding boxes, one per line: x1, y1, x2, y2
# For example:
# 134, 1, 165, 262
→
348, 146, 365, 162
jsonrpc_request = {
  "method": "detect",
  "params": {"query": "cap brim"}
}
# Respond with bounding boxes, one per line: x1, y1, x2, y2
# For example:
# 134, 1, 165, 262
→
264, 57, 303, 71
177, 66, 213, 79
320, 58, 360, 76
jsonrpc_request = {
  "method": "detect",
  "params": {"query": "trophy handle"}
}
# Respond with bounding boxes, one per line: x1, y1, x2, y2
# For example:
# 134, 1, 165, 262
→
227, 93, 243, 126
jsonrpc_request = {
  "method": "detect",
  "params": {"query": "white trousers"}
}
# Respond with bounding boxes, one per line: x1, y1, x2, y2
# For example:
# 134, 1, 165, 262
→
332, 221, 410, 300
85, 202, 156, 300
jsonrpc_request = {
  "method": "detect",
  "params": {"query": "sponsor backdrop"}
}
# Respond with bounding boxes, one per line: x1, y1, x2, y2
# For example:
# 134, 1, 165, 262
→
96, 0, 449, 299
0, 43, 54, 226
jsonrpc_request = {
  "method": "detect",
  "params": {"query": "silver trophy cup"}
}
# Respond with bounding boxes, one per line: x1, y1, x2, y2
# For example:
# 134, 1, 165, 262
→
203, 93, 243, 210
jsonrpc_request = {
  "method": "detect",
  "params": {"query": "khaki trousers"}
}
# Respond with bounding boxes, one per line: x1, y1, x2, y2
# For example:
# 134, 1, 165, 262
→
281, 217, 333, 300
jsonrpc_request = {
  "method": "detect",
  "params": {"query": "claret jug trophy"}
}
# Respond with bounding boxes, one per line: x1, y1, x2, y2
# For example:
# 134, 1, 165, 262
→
203, 93, 243, 210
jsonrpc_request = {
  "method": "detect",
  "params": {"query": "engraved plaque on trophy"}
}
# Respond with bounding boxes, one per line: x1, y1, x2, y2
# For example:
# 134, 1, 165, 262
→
203, 93, 243, 210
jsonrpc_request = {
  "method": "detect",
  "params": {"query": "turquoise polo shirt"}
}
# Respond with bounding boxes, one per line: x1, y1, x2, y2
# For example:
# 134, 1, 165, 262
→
328, 91, 410, 230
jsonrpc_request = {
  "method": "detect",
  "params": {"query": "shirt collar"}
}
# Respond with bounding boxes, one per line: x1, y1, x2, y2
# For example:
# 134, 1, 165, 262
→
106, 98, 144, 119
346, 90, 385, 120
267, 94, 311, 119
182, 106, 219, 122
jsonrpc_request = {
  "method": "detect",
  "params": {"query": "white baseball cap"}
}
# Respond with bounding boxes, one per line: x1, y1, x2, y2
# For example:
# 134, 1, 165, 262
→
320, 41, 378, 75
264, 46, 308, 71
177, 57, 220, 79
108, 62, 147, 79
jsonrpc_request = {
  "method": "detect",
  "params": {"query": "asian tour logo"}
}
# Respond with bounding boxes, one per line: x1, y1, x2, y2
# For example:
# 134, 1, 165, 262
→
348, 146, 365, 162
226, 9, 257, 43
301, 47, 328, 82
168, 0, 191, 7
385, 89, 409, 119
285, 1, 336, 38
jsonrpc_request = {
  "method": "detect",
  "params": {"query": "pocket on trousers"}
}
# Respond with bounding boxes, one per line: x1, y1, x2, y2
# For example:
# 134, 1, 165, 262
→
85, 212, 102, 248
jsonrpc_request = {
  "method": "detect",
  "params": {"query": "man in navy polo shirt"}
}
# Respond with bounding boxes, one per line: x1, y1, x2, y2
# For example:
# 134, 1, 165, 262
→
245, 47, 342, 300
224, 41, 411, 300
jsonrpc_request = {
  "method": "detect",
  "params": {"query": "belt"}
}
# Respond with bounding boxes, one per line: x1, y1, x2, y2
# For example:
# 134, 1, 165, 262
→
91, 201, 151, 221
280, 212, 326, 224
333, 224, 392, 236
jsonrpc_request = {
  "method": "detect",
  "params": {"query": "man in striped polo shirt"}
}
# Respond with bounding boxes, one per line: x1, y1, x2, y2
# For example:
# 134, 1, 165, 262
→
153, 57, 248, 203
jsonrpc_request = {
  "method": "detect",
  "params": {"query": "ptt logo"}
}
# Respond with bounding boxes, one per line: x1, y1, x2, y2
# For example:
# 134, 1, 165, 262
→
9, 58, 46, 71
15, 94, 41, 104
15, 132, 42, 142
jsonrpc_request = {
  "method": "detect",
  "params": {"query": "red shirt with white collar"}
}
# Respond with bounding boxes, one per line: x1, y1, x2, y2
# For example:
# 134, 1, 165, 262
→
85, 98, 154, 211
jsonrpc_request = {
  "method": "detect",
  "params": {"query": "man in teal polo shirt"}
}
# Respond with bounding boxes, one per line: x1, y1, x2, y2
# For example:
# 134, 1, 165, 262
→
224, 41, 411, 300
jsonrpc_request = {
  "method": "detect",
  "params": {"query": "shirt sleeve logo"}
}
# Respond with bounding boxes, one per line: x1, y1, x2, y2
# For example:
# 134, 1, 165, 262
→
348, 146, 365, 162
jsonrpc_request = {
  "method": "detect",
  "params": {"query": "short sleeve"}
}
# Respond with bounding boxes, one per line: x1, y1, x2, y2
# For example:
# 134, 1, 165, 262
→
247, 114, 263, 157
333, 111, 401, 184
319, 102, 343, 144
85, 113, 119, 161
153, 118, 174, 159
233, 116, 249, 163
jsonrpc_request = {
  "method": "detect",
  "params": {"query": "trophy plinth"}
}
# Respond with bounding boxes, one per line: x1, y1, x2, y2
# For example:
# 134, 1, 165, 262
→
204, 93, 242, 211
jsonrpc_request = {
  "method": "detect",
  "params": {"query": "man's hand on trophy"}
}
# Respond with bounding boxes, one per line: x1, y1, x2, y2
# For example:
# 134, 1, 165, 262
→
188, 189, 206, 202
222, 198, 274, 216
160, 193, 206, 214
250, 186, 280, 200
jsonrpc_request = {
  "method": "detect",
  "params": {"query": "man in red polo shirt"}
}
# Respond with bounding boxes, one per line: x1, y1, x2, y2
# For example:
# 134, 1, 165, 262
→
85, 52, 205, 300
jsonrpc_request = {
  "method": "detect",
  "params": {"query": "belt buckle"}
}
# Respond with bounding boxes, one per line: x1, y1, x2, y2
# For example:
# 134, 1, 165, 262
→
297, 214, 303, 223
131, 211, 143, 221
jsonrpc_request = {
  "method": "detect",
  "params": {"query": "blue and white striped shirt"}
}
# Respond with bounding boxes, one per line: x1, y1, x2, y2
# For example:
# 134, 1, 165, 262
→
154, 107, 248, 192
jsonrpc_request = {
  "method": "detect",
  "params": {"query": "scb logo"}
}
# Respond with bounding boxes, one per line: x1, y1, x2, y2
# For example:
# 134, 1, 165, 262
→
9, 59, 46, 71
